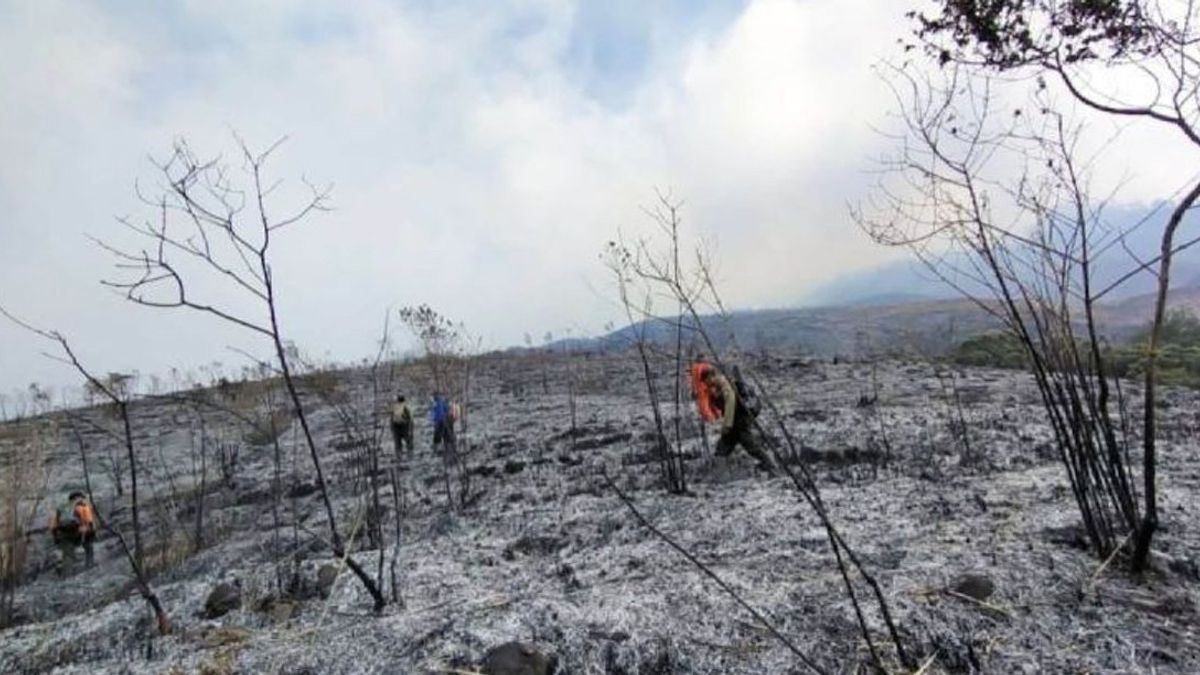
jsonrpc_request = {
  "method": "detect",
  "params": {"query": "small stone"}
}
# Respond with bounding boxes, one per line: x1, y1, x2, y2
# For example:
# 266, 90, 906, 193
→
203, 625, 251, 647
204, 581, 241, 619
271, 599, 298, 622
480, 642, 557, 675
317, 563, 340, 599
1168, 555, 1200, 582
949, 572, 995, 601
254, 594, 299, 622
506, 535, 563, 558
288, 482, 318, 499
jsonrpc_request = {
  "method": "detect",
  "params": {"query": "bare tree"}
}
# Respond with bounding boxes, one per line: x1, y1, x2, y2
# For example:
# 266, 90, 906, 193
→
95, 137, 385, 610
905, 0, 1200, 571
456, 331, 484, 506
0, 309, 171, 634
306, 312, 401, 593
856, 62, 1156, 568
186, 401, 209, 551
79, 377, 128, 497
561, 328, 580, 451
162, 364, 298, 588
602, 194, 698, 494
0, 394, 53, 628
604, 196, 913, 670
399, 304, 463, 395
540, 332, 553, 395
398, 304, 478, 509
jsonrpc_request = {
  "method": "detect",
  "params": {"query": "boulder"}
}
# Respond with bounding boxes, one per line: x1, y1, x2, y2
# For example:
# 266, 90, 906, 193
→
480, 642, 557, 675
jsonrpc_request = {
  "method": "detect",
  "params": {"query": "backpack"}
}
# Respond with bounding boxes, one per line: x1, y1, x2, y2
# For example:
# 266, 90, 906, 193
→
56, 505, 81, 534
731, 365, 761, 419
690, 362, 721, 422
391, 402, 410, 426
74, 502, 95, 527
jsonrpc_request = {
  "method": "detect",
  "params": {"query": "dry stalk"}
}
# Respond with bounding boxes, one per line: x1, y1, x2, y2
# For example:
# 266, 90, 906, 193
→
601, 469, 829, 675
911, 652, 939, 675
943, 590, 1012, 619
1086, 529, 1135, 592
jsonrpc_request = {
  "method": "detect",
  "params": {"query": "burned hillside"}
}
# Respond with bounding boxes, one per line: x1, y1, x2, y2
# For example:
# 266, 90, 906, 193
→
1, 351, 1198, 674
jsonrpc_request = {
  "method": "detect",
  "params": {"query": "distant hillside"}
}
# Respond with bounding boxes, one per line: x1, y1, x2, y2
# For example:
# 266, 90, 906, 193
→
579, 286, 1200, 358
803, 257, 962, 307
589, 299, 999, 358
1095, 286, 1200, 339
810, 204, 1200, 307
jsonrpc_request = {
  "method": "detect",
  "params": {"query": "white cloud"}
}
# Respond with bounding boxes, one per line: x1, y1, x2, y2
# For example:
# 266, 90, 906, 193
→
0, 0, 957, 395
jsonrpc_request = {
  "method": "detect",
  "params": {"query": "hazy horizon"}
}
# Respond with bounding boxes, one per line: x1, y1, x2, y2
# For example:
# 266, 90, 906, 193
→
1, 0, 1189, 398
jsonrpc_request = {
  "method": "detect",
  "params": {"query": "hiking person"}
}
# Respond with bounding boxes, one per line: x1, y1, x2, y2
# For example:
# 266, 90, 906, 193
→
431, 392, 456, 454
695, 363, 776, 474
389, 394, 414, 457
49, 491, 97, 575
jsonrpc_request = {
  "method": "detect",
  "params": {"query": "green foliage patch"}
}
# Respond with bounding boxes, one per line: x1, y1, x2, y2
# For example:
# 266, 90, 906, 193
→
949, 331, 1029, 370
948, 310, 1200, 388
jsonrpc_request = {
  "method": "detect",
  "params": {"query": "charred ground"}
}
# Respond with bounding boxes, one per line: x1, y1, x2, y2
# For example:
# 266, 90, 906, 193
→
1, 351, 1198, 674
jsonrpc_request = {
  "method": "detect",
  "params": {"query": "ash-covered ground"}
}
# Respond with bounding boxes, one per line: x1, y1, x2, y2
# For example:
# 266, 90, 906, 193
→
1, 351, 1198, 674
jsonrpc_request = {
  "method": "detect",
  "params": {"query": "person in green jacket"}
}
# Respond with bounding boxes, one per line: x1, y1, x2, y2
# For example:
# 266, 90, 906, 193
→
50, 491, 97, 575
389, 394, 414, 458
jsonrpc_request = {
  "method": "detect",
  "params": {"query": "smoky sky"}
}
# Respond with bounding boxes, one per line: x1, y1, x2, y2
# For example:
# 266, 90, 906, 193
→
0, 0, 1189, 399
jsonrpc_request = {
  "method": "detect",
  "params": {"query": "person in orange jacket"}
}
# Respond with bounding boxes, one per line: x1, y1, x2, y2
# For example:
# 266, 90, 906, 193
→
689, 357, 722, 423
692, 360, 776, 474
50, 491, 96, 575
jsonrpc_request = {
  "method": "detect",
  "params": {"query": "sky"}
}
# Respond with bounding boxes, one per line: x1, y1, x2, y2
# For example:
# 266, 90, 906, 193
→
0, 0, 1193, 400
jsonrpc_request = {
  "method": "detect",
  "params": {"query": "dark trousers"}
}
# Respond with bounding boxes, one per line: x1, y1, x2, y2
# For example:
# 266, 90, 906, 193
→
56, 530, 95, 575
715, 410, 775, 471
391, 422, 412, 457
432, 420, 456, 454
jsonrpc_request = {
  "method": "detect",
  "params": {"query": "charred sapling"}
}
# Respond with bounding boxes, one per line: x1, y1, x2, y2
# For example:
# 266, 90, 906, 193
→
904, 0, 1200, 572
95, 137, 385, 610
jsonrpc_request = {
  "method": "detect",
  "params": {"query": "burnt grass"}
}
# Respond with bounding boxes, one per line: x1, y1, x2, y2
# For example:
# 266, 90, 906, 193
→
1, 351, 1198, 674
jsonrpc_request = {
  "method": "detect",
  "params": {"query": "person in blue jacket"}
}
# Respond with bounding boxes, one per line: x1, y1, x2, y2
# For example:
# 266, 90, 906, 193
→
430, 392, 456, 454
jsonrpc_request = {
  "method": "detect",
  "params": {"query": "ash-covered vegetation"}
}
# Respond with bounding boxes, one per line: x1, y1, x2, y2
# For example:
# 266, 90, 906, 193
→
6, 3, 1200, 673
1, 351, 1198, 674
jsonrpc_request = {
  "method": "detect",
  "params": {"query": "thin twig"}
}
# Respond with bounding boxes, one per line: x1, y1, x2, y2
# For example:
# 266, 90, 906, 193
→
911, 651, 938, 675
944, 590, 1012, 618
600, 469, 829, 675
1087, 529, 1135, 591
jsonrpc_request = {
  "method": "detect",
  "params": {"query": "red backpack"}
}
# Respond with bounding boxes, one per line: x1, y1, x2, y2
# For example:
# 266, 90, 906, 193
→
690, 363, 722, 422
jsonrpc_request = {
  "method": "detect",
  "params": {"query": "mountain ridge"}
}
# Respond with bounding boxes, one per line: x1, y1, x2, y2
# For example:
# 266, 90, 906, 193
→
552, 285, 1200, 358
